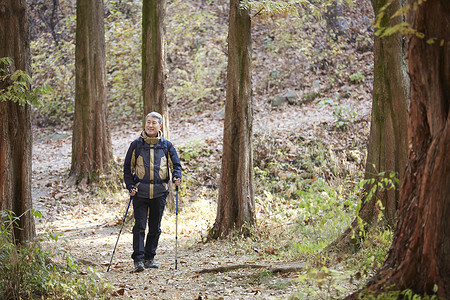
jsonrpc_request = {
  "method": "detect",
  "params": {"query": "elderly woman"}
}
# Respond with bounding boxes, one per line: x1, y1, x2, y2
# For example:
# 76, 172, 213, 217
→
123, 111, 182, 272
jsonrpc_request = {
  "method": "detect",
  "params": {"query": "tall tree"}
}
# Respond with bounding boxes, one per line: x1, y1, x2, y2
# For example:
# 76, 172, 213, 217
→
346, 0, 450, 298
363, 0, 409, 227
324, 0, 345, 39
208, 0, 255, 239
0, 0, 35, 242
142, 0, 169, 137
71, 0, 111, 184
330, 0, 409, 251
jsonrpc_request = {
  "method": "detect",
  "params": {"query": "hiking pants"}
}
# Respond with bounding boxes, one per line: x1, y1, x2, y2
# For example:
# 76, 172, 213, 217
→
131, 195, 166, 262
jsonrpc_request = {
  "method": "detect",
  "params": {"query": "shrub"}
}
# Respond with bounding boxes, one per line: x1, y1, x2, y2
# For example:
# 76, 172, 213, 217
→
0, 209, 111, 299
178, 139, 210, 162
349, 71, 365, 83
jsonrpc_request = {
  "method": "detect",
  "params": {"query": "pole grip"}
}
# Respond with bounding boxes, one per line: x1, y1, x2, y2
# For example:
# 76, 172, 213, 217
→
175, 185, 179, 270
175, 185, 179, 213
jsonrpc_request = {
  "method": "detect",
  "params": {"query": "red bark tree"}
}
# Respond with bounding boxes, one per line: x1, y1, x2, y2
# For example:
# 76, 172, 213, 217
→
0, 0, 35, 242
208, 0, 255, 239
142, 0, 168, 136
330, 0, 409, 252
70, 0, 112, 184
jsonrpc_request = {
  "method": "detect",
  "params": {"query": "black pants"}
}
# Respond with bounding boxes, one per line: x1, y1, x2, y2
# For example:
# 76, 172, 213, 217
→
131, 196, 166, 262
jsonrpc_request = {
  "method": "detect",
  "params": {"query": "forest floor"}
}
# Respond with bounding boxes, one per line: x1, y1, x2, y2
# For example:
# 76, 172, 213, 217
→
32, 92, 372, 299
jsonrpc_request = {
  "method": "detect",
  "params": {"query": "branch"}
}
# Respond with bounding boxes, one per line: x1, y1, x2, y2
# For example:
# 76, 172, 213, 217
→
197, 262, 305, 274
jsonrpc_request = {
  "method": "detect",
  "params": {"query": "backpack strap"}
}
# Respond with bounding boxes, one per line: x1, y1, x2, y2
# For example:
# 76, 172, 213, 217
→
134, 137, 144, 167
161, 137, 171, 183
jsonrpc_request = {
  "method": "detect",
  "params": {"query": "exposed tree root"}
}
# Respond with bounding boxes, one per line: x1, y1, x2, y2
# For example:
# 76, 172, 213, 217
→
197, 262, 305, 275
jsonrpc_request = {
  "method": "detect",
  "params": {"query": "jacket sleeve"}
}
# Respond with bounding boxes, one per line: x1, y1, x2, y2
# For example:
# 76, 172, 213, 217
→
123, 141, 137, 190
167, 141, 182, 181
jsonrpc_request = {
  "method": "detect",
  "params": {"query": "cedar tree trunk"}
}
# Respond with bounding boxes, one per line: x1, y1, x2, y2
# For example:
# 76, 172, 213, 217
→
324, 0, 345, 38
142, 0, 169, 138
363, 0, 409, 229
71, 0, 111, 184
330, 0, 409, 251
208, 0, 255, 239
0, 0, 35, 242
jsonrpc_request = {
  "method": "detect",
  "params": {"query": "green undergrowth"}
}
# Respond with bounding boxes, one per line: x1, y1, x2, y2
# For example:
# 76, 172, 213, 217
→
0, 210, 112, 299
355, 284, 441, 300
249, 138, 397, 298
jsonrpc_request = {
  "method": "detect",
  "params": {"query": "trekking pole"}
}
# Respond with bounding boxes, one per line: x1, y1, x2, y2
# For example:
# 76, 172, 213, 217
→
107, 196, 133, 272
175, 185, 179, 270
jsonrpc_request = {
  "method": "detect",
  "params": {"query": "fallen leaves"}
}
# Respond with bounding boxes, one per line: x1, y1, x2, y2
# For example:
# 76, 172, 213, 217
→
111, 288, 125, 296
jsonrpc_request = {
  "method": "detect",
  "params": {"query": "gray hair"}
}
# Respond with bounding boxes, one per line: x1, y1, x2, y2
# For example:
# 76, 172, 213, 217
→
145, 112, 163, 124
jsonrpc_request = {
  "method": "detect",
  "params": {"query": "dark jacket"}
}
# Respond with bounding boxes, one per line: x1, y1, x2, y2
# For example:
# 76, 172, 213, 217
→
124, 136, 182, 199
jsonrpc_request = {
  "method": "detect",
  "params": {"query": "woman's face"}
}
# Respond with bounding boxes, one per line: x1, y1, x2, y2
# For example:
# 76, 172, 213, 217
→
145, 116, 161, 137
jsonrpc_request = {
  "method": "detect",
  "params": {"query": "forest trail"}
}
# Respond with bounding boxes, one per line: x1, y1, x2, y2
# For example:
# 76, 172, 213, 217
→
32, 99, 370, 299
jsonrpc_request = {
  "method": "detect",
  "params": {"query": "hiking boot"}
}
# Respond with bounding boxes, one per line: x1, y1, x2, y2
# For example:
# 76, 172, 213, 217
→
134, 261, 145, 272
144, 259, 159, 269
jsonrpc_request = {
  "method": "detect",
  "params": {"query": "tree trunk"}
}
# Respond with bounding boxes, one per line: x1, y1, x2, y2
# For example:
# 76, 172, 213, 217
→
324, 0, 345, 39
346, 0, 450, 298
142, 0, 169, 138
0, 0, 35, 242
71, 0, 111, 185
362, 0, 409, 225
330, 0, 409, 251
208, 0, 254, 239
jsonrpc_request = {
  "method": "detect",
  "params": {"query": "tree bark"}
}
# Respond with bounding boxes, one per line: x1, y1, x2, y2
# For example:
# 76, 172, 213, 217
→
363, 0, 409, 227
142, 0, 169, 138
0, 0, 35, 242
208, 0, 255, 239
324, 0, 345, 39
330, 0, 409, 251
346, 0, 450, 298
71, 0, 111, 185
